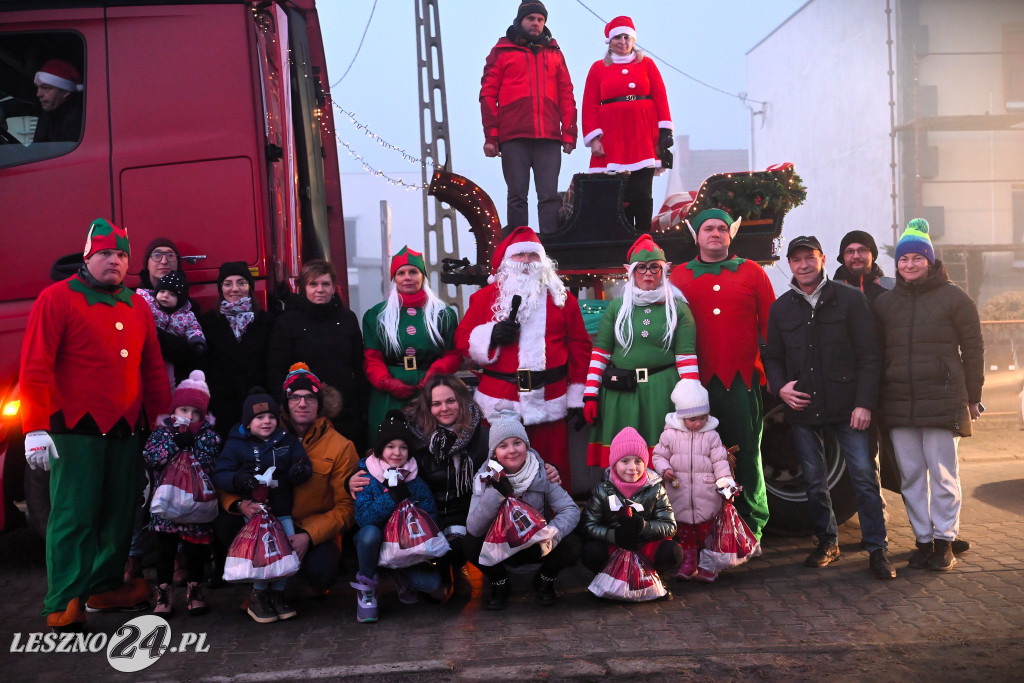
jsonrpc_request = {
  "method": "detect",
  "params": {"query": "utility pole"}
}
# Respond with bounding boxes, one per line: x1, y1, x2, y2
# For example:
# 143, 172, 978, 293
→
415, 0, 460, 308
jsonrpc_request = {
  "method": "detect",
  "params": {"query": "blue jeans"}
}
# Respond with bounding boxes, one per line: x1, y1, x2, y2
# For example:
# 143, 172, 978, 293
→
353, 525, 441, 593
790, 422, 888, 551
251, 515, 294, 591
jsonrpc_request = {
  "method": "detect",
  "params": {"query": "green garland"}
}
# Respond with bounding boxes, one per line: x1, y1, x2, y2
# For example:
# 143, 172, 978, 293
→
692, 168, 807, 220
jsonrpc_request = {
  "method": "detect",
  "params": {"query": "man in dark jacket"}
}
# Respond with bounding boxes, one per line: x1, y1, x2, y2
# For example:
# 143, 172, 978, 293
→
480, 1, 577, 234
764, 236, 896, 580
833, 230, 893, 302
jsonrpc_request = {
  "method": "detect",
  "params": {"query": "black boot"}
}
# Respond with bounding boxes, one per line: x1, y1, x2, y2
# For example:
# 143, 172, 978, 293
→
533, 572, 558, 607
907, 540, 932, 569
928, 539, 956, 571
484, 578, 510, 611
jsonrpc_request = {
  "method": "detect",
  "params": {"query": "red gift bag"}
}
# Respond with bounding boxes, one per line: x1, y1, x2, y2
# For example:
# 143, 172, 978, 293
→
150, 450, 218, 523
699, 500, 761, 572
378, 499, 452, 569
478, 497, 558, 566
222, 508, 301, 582
588, 547, 667, 602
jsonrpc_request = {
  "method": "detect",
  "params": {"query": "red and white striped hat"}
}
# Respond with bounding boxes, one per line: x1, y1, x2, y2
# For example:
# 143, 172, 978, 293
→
604, 16, 636, 44
34, 59, 83, 93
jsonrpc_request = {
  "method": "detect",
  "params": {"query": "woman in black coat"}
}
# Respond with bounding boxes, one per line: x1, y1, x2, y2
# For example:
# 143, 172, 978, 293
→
266, 259, 368, 450
199, 261, 275, 440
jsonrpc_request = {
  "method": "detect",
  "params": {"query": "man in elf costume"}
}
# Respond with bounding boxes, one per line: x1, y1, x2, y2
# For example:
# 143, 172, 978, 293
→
669, 209, 775, 540
20, 218, 170, 630
362, 246, 461, 439
455, 227, 590, 491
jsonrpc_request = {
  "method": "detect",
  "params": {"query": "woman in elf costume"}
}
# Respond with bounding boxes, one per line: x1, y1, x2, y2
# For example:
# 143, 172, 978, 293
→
362, 246, 461, 440
584, 234, 700, 467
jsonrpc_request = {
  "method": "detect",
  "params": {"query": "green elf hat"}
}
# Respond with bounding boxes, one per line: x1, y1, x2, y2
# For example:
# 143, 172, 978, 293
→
390, 245, 426, 280
83, 218, 130, 259
626, 233, 666, 263
685, 208, 742, 241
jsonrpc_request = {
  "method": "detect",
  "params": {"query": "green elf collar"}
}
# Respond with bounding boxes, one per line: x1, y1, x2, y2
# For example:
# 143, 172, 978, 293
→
70, 275, 134, 307
685, 256, 746, 278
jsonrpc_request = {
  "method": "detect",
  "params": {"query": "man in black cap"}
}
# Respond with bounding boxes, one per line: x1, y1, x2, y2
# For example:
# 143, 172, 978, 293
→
480, 1, 577, 234
834, 230, 893, 303
764, 236, 896, 580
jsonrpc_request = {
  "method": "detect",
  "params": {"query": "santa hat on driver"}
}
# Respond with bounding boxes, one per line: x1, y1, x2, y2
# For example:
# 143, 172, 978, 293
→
34, 59, 84, 93
489, 226, 545, 284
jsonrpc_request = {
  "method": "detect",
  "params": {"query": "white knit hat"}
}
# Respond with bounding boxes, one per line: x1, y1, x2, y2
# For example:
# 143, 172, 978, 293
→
487, 401, 529, 452
671, 379, 709, 419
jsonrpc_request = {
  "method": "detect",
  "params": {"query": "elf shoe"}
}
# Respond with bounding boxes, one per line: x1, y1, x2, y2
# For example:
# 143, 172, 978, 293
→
46, 598, 86, 632
86, 578, 151, 612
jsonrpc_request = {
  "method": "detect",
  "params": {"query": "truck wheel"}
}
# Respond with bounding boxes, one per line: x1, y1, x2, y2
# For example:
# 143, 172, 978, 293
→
760, 402, 857, 536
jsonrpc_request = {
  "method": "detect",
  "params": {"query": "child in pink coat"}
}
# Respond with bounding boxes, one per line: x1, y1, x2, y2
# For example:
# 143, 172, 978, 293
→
652, 380, 736, 582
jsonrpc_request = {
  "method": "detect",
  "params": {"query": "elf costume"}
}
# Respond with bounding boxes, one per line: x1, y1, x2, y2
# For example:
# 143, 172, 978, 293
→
362, 246, 460, 439
584, 234, 699, 467
669, 209, 775, 540
20, 218, 170, 628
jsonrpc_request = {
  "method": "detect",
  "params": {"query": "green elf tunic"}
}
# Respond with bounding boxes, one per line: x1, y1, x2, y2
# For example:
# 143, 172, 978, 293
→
585, 296, 697, 467
362, 291, 460, 440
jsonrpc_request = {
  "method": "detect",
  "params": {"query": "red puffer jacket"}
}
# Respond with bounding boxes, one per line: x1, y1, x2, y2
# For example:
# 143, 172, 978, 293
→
480, 36, 577, 146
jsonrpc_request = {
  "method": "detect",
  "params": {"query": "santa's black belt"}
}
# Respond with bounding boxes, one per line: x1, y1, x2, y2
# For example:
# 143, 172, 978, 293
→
483, 365, 568, 393
600, 95, 652, 105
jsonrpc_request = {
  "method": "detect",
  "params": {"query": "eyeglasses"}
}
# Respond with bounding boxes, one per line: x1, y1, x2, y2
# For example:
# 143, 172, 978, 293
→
844, 247, 871, 257
287, 395, 318, 405
634, 264, 663, 274
150, 251, 177, 262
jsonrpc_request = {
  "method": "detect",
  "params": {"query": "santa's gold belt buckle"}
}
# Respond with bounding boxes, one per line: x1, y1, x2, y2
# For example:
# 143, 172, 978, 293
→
404, 355, 418, 371
516, 369, 532, 393
635, 368, 649, 383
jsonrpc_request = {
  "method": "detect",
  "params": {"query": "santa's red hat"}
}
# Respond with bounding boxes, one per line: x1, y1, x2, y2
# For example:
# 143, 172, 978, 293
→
604, 16, 636, 44
34, 59, 83, 93
489, 226, 545, 283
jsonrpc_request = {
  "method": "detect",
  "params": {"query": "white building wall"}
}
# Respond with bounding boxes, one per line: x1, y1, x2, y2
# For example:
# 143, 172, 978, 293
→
746, 0, 895, 283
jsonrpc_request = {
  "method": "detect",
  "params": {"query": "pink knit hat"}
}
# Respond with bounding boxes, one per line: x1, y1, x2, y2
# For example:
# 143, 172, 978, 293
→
608, 427, 650, 469
171, 370, 211, 418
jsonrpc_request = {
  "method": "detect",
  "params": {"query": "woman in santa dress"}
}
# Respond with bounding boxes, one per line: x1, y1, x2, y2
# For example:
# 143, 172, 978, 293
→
581, 16, 674, 232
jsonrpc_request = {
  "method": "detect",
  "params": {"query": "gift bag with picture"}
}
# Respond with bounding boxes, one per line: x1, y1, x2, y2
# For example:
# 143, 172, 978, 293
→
588, 547, 667, 602
478, 496, 558, 566
378, 499, 451, 569
700, 500, 760, 572
150, 450, 218, 523
222, 507, 301, 582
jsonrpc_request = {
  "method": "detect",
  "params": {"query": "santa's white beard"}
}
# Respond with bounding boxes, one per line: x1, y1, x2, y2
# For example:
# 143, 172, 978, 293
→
492, 260, 558, 323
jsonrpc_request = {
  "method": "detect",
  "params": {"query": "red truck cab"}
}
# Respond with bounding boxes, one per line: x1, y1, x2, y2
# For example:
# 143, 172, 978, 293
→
0, 0, 345, 532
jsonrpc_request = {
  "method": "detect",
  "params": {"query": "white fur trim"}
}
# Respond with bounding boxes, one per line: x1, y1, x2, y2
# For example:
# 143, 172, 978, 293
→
473, 389, 568, 427
517, 299, 548, 371
467, 322, 500, 365
588, 158, 660, 173
487, 275, 496, 284
504, 241, 544, 258
664, 411, 719, 433
566, 383, 585, 408
605, 26, 637, 43
35, 71, 83, 92
658, 121, 673, 130
583, 128, 604, 146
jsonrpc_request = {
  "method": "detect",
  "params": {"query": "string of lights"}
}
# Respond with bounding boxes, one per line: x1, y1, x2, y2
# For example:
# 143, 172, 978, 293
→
337, 139, 426, 190
333, 103, 436, 169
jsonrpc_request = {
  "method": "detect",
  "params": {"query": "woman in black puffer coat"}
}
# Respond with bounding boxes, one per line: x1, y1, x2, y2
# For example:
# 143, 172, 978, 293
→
267, 260, 369, 451
873, 219, 984, 572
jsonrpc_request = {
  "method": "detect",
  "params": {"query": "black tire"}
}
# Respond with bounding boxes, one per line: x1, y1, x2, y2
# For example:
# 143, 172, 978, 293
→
760, 401, 858, 537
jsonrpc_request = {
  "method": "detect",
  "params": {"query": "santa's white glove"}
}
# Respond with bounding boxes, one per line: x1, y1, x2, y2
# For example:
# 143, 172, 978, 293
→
716, 477, 738, 500
254, 465, 279, 489
25, 430, 59, 471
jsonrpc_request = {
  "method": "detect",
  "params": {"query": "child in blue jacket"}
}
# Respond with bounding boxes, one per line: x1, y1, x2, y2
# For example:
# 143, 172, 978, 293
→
351, 410, 444, 623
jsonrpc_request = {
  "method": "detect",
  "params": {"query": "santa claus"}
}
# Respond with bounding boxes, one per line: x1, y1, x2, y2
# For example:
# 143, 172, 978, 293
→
455, 227, 591, 491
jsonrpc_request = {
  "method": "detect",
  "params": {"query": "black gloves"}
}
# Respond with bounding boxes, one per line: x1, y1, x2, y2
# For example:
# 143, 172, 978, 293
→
614, 512, 645, 549
489, 473, 515, 498
657, 128, 674, 156
490, 320, 521, 347
233, 470, 258, 493
189, 341, 208, 357
387, 481, 411, 504
173, 430, 196, 449
289, 460, 312, 486
567, 406, 586, 432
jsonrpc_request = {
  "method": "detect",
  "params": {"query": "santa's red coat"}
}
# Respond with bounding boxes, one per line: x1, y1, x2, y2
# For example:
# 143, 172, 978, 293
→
20, 276, 170, 433
455, 284, 590, 425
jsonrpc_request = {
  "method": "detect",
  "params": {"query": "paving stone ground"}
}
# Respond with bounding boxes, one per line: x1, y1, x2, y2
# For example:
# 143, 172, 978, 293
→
1, 424, 1022, 681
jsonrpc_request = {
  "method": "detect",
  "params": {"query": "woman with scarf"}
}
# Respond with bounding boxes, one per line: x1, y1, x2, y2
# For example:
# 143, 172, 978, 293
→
583, 234, 700, 467
581, 16, 673, 231
362, 246, 460, 440
199, 261, 275, 440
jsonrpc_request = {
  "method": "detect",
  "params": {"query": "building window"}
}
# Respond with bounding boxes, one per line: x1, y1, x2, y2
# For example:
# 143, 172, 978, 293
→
1005, 24, 1024, 110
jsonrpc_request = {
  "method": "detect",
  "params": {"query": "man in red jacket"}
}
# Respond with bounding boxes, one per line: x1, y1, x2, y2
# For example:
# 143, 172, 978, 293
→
20, 219, 170, 631
480, 1, 577, 234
